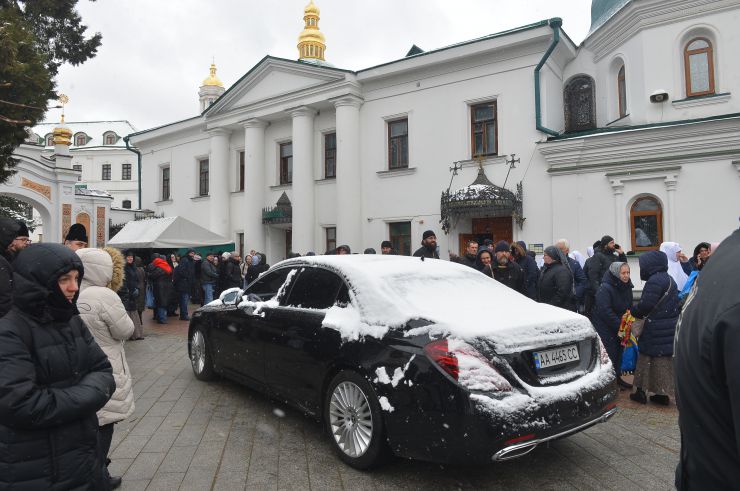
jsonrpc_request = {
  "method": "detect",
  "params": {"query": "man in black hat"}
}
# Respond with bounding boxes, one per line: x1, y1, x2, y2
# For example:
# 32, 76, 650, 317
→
64, 223, 88, 251
492, 240, 527, 294
413, 230, 439, 259
380, 240, 395, 255
586, 235, 626, 309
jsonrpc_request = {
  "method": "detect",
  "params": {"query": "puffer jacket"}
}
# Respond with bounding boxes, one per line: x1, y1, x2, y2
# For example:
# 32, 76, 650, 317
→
592, 269, 634, 367
538, 261, 575, 310
0, 243, 114, 490
76, 247, 135, 426
633, 251, 680, 357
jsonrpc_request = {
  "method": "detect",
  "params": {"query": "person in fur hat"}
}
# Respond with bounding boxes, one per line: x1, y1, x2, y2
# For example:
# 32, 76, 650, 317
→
76, 247, 135, 490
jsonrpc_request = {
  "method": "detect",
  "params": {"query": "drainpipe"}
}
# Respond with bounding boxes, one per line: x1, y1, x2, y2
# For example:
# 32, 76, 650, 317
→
534, 18, 562, 137
123, 135, 142, 209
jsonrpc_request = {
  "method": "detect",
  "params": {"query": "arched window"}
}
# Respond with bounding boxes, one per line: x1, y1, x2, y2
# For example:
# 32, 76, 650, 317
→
104, 132, 117, 145
75, 133, 87, 146
617, 65, 627, 118
564, 75, 596, 132
45, 134, 54, 147
122, 200, 132, 209
630, 197, 663, 252
684, 37, 715, 97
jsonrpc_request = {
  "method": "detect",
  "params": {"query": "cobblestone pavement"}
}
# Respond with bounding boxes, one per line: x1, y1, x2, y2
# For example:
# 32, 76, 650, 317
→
112, 311, 679, 490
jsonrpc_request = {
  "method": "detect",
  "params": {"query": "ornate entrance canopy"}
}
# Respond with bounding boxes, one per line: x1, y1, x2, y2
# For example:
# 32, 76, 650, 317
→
440, 164, 524, 234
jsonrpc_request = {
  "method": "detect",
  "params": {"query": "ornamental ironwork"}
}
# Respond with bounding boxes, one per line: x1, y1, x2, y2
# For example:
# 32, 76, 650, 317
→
262, 192, 292, 225
440, 161, 524, 234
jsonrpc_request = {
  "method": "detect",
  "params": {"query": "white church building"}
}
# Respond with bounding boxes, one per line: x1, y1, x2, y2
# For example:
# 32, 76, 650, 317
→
129, 0, 740, 263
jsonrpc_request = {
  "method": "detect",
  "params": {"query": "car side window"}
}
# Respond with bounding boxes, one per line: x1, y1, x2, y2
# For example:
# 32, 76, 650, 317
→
284, 268, 345, 309
245, 268, 296, 301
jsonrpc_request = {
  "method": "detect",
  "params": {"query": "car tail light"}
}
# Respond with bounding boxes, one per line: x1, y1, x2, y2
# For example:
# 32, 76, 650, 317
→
425, 339, 459, 379
505, 433, 536, 445
596, 337, 611, 367
425, 339, 512, 392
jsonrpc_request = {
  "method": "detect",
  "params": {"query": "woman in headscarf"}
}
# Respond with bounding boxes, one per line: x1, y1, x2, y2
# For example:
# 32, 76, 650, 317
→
659, 242, 689, 290
630, 250, 681, 405
690, 242, 711, 271
592, 261, 633, 388
570, 250, 586, 269
477, 249, 494, 278
537, 246, 575, 310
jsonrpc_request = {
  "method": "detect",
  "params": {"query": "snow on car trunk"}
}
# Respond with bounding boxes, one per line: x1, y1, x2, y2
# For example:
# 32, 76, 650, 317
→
284, 255, 595, 354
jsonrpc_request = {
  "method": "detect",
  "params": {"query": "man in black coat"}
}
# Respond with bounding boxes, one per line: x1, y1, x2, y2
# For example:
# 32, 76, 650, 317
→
451, 239, 478, 268
0, 218, 21, 317
222, 252, 243, 290
413, 230, 439, 259
173, 251, 195, 320
674, 229, 740, 489
0, 243, 115, 490
491, 241, 526, 294
556, 239, 589, 311
586, 236, 627, 313
512, 241, 539, 300
538, 246, 575, 310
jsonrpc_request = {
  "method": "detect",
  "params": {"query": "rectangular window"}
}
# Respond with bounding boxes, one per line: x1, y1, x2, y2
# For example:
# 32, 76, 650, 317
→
324, 132, 336, 178
280, 142, 293, 185
239, 150, 245, 191
102, 164, 111, 180
122, 163, 132, 180
388, 119, 409, 169
389, 221, 411, 256
162, 167, 170, 201
326, 227, 336, 254
198, 159, 209, 196
471, 102, 497, 157
73, 164, 82, 182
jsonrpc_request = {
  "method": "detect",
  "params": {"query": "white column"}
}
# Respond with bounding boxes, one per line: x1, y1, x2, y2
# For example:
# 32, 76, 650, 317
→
610, 179, 626, 246
334, 95, 363, 251
207, 128, 231, 238
664, 175, 678, 240
242, 119, 268, 253
288, 106, 316, 254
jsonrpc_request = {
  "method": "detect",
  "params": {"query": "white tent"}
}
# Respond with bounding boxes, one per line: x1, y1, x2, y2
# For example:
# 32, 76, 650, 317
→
108, 216, 229, 249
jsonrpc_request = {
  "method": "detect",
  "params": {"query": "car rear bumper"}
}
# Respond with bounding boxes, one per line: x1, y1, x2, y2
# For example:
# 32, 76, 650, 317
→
492, 405, 618, 461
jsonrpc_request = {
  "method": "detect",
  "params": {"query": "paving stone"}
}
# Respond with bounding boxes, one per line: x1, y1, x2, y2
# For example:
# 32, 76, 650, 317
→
123, 451, 166, 481
111, 435, 151, 460
118, 479, 150, 491
159, 445, 198, 474
145, 472, 185, 491
129, 415, 165, 437
180, 466, 217, 491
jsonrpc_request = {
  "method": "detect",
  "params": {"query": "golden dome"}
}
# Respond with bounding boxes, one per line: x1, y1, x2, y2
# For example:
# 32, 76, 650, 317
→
297, 0, 326, 61
52, 112, 72, 146
304, 0, 320, 16
202, 63, 224, 88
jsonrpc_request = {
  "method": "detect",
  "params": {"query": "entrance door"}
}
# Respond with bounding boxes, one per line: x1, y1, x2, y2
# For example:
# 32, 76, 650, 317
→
472, 217, 513, 243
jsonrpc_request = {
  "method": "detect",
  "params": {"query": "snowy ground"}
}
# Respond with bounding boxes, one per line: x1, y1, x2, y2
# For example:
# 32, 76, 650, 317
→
110, 311, 678, 490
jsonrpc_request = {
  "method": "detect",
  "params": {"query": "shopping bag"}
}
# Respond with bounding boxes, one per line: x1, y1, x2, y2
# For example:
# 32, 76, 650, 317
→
145, 284, 154, 309
620, 335, 638, 375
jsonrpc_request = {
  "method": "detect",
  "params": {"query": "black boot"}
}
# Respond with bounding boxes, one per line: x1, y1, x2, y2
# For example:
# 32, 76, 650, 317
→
108, 476, 122, 489
650, 394, 670, 406
630, 388, 647, 404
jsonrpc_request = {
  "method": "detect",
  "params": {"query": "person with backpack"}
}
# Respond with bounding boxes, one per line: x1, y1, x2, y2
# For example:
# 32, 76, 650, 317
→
0, 243, 115, 490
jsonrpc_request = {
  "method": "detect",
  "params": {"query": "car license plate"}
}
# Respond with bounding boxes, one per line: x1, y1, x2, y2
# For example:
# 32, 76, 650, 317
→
533, 345, 579, 369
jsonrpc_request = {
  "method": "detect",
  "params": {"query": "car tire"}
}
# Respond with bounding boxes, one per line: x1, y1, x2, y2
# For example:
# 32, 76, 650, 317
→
189, 327, 215, 381
325, 370, 388, 469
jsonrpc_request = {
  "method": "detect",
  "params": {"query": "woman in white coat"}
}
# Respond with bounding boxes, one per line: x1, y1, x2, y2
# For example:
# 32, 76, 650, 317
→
76, 247, 135, 490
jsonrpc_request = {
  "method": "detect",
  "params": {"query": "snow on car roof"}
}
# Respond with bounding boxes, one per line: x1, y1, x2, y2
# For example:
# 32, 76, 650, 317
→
276, 255, 595, 353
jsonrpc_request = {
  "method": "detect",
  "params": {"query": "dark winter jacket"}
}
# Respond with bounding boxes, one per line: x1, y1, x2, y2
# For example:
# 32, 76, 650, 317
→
413, 245, 439, 259
515, 247, 539, 300
633, 251, 680, 357
493, 260, 527, 295
538, 261, 575, 310
586, 247, 627, 295
592, 270, 633, 367
0, 243, 115, 491
147, 258, 174, 307
135, 266, 146, 312
245, 258, 269, 285
674, 229, 740, 490
221, 258, 243, 290
122, 262, 139, 311
0, 218, 19, 318
452, 253, 477, 269
200, 259, 218, 284
173, 255, 195, 293
568, 256, 588, 302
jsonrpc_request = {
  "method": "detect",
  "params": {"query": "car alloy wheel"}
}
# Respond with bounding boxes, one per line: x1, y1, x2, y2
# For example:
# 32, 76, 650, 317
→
325, 370, 387, 469
329, 381, 373, 458
189, 327, 214, 381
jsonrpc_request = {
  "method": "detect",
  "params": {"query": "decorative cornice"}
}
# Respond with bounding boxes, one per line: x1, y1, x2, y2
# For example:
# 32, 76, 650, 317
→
586, 0, 738, 62
240, 118, 269, 129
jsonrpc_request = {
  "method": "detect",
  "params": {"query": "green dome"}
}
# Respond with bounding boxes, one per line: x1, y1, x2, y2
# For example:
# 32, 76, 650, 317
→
590, 0, 630, 34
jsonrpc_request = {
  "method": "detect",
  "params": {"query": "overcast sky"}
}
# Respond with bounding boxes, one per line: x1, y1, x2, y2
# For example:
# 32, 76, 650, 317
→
52, 0, 593, 131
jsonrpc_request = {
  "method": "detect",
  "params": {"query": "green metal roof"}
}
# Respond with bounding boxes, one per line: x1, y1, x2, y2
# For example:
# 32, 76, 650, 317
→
590, 0, 630, 34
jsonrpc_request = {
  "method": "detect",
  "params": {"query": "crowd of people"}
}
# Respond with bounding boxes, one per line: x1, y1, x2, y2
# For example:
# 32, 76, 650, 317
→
1, 214, 738, 488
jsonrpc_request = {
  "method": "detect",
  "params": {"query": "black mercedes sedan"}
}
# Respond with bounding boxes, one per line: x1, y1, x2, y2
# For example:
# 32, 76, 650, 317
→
188, 255, 617, 469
